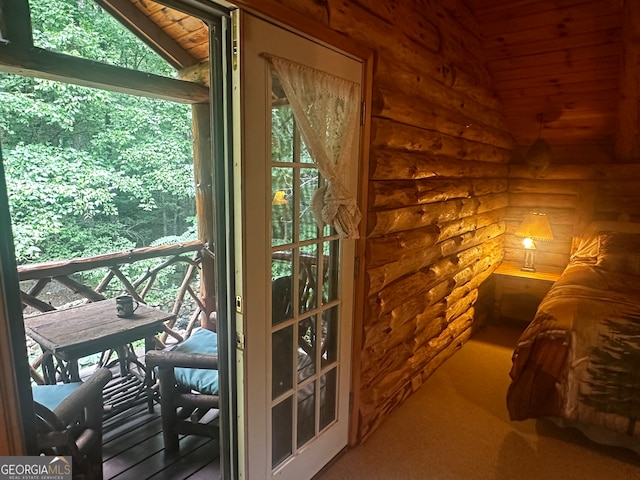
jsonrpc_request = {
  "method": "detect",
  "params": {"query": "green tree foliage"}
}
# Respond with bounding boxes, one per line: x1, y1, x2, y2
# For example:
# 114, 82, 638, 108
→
1, 0, 195, 263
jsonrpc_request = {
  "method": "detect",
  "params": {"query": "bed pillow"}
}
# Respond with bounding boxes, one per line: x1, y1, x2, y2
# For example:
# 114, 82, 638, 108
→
595, 232, 640, 275
573, 221, 640, 260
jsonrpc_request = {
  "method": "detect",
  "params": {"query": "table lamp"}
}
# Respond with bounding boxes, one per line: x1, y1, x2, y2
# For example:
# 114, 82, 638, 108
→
515, 212, 554, 272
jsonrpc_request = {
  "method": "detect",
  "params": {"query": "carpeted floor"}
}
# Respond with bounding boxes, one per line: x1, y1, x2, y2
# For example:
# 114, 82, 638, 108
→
316, 325, 640, 480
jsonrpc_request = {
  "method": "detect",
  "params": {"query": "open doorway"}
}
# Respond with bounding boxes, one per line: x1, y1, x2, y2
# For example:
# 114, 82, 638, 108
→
1, 2, 371, 479
0, 0, 234, 478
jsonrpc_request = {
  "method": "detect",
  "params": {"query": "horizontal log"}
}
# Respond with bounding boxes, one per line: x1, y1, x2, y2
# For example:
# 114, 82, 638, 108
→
446, 288, 478, 324
595, 196, 640, 216
371, 233, 502, 316
366, 225, 440, 269
360, 342, 413, 395
352, 0, 441, 53
362, 315, 416, 362
467, 237, 502, 268
414, 300, 447, 337
413, 312, 448, 350
0, 45, 209, 104
407, 308, 474, 372
278, 0, 329, 23
366, 244, 441, 297
327, 0, 502, 112
360, 324, 472, 441
371, 118, 512, 163
365, 298, 446, 348
374, 57, 508, 134
374, 86, 515, 149
414, 323, 472, 384
18, 241, 204, 280
509, 163, 640, 180
355, 0, 488, 79
443, 220, 504, 254
368, 193, 508, 237
371, 148, 509, 181
367, 220, 505, 294
361, 306, 473, 412
446, 265, 497, 310
370, 178, 508, 210
374, 257, 458, 315
508, 179, 582, 195
437, 210, 505, 241
509, 192, 577, 210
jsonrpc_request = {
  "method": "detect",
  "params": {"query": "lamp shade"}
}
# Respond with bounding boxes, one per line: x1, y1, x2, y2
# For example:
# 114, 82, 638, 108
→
515, 212, 554, 241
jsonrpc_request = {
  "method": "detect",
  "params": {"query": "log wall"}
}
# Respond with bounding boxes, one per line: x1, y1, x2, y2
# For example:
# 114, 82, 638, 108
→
268, 0, 513, 441
507, 159, 640, 273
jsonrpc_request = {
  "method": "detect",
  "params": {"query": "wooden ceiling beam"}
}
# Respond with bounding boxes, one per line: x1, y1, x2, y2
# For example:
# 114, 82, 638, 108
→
615, 0, 640, 161
94, 0, 199, 69
0, 44, 209, 104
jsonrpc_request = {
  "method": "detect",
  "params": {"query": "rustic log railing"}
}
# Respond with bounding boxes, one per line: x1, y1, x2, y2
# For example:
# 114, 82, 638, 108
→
17, 240, 213, 383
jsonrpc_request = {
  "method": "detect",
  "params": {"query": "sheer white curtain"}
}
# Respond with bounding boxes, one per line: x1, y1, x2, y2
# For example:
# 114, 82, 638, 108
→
266, 54, 362, 239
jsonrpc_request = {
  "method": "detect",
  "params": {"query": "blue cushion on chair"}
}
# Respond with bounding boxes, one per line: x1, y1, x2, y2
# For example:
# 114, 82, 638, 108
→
172, 328, 219, 395
32, 382, 83, 411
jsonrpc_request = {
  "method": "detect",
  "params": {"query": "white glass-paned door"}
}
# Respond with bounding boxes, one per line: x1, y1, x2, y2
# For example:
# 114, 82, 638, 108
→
233, 11, 362, 480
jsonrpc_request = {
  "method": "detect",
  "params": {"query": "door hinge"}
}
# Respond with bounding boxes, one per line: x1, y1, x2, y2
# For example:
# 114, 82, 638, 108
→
360, 101, 366, 125
231, 12, 239, 71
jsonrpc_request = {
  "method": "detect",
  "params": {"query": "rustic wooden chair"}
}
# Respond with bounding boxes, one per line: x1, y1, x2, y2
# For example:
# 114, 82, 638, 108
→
145, 324, 219, 453
146, 276, 297, 453
31, 367, 112, 480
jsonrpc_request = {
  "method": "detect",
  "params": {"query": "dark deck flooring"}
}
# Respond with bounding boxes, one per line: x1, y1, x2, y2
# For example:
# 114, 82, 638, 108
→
102, 402, 220, 480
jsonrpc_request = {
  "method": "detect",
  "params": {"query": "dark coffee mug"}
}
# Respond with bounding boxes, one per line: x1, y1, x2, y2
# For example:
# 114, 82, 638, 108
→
116, 295, 139, 318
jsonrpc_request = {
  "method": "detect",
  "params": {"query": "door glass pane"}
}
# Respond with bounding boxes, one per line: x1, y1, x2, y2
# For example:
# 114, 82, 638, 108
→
319, 368, 337, 431
272, 396, 293, 468
298, 314, 316, 382
321, 306, 338, 368
323, 239, 339, 303
299, 167, 319, 242
272, 167, 293, 246
272, 270, 292, 326
297, 381, 316, 448
272, 325, 293, 399
271, 74, 294, 163
300, 136, 313, 164
299, 244, 318, 314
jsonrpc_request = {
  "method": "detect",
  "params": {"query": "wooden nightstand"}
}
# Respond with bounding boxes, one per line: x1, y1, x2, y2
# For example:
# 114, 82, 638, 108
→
492, 262, 561, 325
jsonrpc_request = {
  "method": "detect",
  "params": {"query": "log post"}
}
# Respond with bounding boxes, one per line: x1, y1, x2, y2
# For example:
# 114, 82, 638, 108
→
192, 102, 217, 330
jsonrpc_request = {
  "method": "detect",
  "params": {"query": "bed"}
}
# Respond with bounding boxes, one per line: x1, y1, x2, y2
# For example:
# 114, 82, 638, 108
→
507, 220, 640, 453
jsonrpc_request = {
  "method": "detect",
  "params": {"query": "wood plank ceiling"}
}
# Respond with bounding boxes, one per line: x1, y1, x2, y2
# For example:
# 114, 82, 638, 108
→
464, 0, 628, 160
111, 0, 636, 161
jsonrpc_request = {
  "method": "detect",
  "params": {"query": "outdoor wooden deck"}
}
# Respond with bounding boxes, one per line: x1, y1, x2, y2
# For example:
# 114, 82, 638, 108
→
102, 403, 220, 480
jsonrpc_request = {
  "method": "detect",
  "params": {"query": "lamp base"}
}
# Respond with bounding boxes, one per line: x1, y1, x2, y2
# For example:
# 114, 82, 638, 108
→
522, 249, 536, 272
